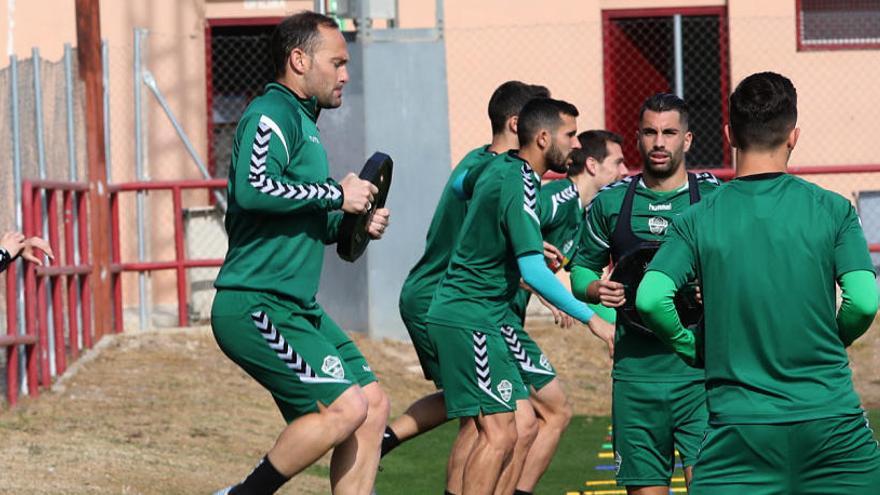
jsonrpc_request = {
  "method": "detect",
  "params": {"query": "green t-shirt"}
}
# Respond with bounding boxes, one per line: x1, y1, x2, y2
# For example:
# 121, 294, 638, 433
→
508, 178, 583, 321
426, 152, 545, 333
648, 173, 875, 424
214, 83, 345, 312
573, 173, 720, 381
399, 146, 496, 321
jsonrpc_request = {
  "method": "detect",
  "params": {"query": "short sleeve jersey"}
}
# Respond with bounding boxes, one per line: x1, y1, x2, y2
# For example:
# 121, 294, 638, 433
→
399, 146, 497, 321
572, 173, 720, 381
648, 173, 875, 425
214, 83, 345, 311
426, 152, 545, 333
508, 178, 583, 322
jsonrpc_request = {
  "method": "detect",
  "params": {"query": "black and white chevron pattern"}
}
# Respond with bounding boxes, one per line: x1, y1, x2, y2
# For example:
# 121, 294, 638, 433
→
473, 332, 513, 408
520, 163, 540, 224
696, 172, 721, 186
0, 248, 10, 273
551, 183, 578, 219
500, 325, 554, 375
247, 118, 342, 202
250, 311, 348, 384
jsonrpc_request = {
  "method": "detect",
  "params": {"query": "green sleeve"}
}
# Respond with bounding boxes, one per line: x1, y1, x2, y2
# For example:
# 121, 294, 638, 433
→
323, 211, 344, 245
571, 198, 612, 273
635, 270, 700, 367
501, 173, 544, 258
837, 270, 878, 347
834, 202, 876, 277
569, 265, 616, 322
233, 113, 344, 214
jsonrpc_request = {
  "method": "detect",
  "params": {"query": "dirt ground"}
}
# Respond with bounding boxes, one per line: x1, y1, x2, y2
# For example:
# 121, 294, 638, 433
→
1, 317, 879, 494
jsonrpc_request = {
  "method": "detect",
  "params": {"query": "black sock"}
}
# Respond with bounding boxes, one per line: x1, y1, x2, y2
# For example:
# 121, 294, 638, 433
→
230, 456, 289, 495
513, 491, 533, 495
381, 426, 401, 457
444, 491, 457, 495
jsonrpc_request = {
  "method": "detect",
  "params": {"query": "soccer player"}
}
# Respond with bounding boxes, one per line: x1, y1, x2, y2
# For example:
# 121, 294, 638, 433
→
211, 13, 391, 495
387, 80, 548, 494
426, 97, 615, 495
636, 71, 880, 494
503, 130, 627, 495
570, 94, 719, 494
0, 231, 53, 272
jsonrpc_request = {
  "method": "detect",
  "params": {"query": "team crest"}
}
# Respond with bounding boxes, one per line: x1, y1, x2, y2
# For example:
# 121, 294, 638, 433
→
322, 356, 345, 379
648, 216, 669, 235
562, 239, 574, 255
539, 354, 552, 371
497, 380, 513, 402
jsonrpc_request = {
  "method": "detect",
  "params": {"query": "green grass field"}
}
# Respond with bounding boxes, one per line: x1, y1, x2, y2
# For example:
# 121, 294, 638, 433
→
375, 411, 880, 494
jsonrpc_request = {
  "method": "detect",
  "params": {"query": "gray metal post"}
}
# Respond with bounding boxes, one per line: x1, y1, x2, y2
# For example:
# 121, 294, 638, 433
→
142, 71, 227, 210
673, 14, 684, 99
435, 0, 444, 36
314, 0, 325, 14
34, 47, 57, 377
11, 55, 28, 392
64, 44, 79, 182
134, 28, 148, 330
64, 43, 83, 348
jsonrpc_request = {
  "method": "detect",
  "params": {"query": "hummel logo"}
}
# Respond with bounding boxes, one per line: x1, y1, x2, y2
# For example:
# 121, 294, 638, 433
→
649, 203, 672, 211
308, 135, 320, 144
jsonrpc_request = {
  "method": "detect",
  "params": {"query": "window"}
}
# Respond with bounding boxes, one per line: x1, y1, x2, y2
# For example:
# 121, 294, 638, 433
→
797, 0, 880, 50
603, 8, 731, 169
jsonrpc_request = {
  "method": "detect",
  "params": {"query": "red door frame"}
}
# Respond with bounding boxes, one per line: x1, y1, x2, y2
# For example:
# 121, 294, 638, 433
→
204, 17, 284, 179
602, 6, 731, 168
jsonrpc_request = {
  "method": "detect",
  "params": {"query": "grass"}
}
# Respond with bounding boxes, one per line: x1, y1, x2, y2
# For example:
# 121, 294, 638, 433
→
375, 411, 880, 494
375, 415, 620, 494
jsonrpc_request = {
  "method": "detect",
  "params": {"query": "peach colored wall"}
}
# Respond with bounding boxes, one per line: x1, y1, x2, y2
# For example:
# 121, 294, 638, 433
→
0, 0, 77, 64
3, 0, 880, 317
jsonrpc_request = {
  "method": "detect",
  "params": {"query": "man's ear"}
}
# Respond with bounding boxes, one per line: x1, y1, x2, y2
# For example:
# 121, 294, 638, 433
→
682, 130, 694, 153
536, 129, 550, 150
289, 47, 310, 75
723, 124, 736, 148
508, 116, 519, 135
585, 156, 598, 176
787, 126, 800, 151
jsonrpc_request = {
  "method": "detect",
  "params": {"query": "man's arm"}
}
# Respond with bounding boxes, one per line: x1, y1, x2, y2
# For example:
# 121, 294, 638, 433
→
636, 270, 699, 366
837, 270, 878, 346
569, 266, 617, 323
233, 114, 376, 215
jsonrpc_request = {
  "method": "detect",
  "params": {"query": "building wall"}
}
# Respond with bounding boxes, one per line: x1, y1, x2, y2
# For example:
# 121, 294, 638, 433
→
2, 0, 880, 324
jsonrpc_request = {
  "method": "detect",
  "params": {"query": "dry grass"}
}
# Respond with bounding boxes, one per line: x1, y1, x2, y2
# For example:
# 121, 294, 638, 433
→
0, 317, 877, 494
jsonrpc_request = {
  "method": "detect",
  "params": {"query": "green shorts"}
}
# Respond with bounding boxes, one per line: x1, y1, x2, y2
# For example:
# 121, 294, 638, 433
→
400, 310, 441, 388
211, 289, 376, 423
427, 322, 528, 418
612, 379, 708, 486
499, 321, 556, 391
690, 413, 880, 494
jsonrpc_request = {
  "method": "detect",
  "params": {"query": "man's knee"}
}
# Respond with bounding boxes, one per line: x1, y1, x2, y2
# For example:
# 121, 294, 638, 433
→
515, 403, 539, 447
326, 386, 369, 438
363, 382, 391, 423
479, 413, 518, 454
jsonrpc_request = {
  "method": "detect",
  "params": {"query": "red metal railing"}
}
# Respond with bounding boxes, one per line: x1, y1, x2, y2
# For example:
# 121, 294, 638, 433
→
3, 263, 38, 406
109, 179, 227, 332
11, 180, 94, 405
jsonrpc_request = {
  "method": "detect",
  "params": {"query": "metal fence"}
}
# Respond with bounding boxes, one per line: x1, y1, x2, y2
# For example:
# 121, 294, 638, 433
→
3, 12, 880, 405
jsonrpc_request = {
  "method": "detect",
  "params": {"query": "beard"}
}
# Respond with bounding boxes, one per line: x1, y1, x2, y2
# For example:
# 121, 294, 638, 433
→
641, 148, 684, 179
545, 141, 569, 174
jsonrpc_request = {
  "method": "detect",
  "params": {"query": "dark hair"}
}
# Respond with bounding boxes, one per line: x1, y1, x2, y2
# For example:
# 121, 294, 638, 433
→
729, 72, 798, 151
568, 130, 624, 177
271, 12, 340, 78
639, 93, 690, 130
487, 81, 551, 135
517, 98, 579, 145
